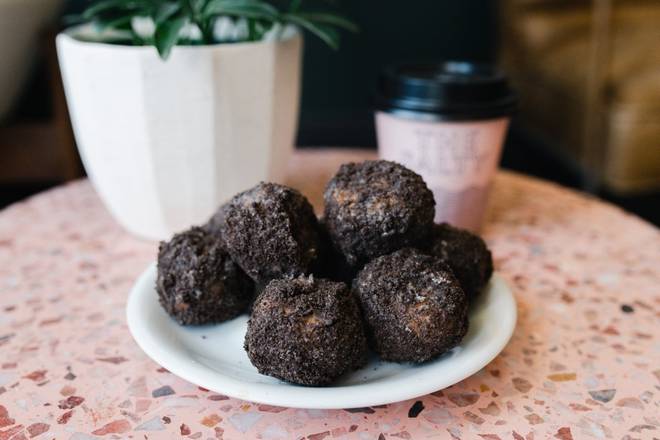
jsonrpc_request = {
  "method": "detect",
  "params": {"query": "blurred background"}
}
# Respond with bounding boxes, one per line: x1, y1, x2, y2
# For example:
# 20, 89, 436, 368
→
1, 0, 658, 224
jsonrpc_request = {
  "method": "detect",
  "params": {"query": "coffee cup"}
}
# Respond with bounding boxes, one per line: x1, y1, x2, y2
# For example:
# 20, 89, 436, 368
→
376, 61, 517, 232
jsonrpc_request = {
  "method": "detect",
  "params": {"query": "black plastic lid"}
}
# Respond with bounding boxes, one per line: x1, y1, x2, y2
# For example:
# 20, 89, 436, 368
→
376, 61, 518, 120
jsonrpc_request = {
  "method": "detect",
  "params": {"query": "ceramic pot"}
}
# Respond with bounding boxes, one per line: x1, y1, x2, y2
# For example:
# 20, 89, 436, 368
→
376, 62, 517, 232
57, 27, 302, 240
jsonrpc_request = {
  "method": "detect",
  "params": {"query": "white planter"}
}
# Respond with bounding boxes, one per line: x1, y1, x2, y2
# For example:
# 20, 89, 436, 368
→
0, 0, 62, 121
56, 28, 302, 240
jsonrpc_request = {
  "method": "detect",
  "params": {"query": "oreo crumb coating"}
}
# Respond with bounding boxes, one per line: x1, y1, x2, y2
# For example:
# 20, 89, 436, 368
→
156, 227, 254, 325
428, 223, 493, 302
353, 248, 468, 363
245, 276, 368, 386
222, 183, 321, 285
323, 160, 435, 268
203, 202, 230, 240
311, 220, 356, 284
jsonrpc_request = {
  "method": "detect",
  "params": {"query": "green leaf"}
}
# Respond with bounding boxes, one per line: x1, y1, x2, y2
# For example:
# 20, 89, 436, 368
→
192, 0, 206, 11
204, 0, 278, 19
247, 18, 257, 40
154, 16, 187, 59
294, 12, 357, 32
282, 13, 339, 49
81, 0, 141, 20
182, 0, 203, 17
154, 3, 181, 23
92, 15, 134, 31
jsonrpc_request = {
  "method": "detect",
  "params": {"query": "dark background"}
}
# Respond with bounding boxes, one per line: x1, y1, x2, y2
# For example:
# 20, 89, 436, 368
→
296, 1, 497, 147
1, 0, 658, 225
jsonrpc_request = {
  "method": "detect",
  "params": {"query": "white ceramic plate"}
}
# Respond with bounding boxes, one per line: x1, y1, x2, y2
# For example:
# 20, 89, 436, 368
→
127, 264, 516, 409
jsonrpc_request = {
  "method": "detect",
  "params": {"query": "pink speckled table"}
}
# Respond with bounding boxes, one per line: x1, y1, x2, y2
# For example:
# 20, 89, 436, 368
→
1, 149, 659, 440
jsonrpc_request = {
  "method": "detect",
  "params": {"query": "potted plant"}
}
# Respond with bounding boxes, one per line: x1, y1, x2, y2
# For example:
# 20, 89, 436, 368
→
57, 0, 355, 240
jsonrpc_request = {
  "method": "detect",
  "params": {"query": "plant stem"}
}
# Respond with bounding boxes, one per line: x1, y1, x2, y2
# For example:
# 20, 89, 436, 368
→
201, 19, 214, 43
247, 18, 255, 41
183, 0, 214, 43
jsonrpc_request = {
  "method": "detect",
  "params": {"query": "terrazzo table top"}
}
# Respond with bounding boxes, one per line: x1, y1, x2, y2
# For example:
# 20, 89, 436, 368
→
1, 149, 659, 440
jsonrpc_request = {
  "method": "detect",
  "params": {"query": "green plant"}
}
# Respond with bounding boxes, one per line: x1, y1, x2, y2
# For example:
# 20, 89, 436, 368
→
73, 0, 357, 59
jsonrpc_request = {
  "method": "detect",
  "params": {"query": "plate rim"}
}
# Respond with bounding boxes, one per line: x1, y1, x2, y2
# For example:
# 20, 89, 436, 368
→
126, 263, 517, 409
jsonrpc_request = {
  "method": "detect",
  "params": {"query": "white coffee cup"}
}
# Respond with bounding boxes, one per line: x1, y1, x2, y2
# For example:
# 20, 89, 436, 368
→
376, 62, 517, 232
